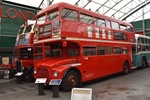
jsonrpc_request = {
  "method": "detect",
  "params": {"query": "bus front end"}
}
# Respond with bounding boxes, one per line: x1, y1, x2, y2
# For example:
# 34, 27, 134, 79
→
13, 22, 36, 82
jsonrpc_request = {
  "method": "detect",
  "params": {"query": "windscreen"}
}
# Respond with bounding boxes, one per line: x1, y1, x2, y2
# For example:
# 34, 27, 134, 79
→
34, 44, 42, 60
13, 49, 18, 59
44, 43, 62, 58
24, 24, 33, 33
20, 48, 33, 59
18, 27, 25, 34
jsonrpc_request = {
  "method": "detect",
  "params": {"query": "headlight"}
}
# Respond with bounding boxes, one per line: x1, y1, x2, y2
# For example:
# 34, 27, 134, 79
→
34, 69, 36, 74
53, 71, 58, 77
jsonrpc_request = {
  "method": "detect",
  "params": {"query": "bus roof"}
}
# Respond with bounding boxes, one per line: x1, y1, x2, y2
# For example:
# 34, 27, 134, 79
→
135, 34, 150, 39
37, 2, 132, 27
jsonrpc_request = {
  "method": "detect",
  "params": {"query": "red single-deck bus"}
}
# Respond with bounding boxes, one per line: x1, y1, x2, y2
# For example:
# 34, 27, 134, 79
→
34, 2, 135, 91
13, 20, 37, 81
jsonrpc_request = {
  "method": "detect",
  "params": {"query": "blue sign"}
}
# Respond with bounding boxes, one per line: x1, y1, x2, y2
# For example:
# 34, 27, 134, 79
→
24, 38, 29, 44
49, 79, 62, 85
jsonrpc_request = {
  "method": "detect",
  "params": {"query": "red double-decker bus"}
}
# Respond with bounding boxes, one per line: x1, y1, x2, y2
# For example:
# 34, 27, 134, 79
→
34, 2, 135, 91
13, 20, 37, 82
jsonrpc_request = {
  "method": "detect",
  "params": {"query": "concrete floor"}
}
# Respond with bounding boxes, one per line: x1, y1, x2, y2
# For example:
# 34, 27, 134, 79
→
0, 67, 150, 100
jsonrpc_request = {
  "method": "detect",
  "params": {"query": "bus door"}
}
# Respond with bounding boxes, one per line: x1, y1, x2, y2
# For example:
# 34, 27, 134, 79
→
112, 47, 125, 72
81, 46, 99, 81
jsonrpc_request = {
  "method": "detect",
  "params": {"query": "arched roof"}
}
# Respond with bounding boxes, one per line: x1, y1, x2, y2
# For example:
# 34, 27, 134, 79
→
2, 0, 150, 22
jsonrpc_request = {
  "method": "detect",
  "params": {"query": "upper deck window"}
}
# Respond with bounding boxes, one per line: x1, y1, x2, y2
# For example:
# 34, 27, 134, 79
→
95, 18, 105, 27
62, 9, 78, 21
145, 38, 148, 44
137, 37, 140, 43
80, 13, 93, 24
112, 21, 119, 30
120, 25, 127, 32
106, 20, 111, 28
127, 26, 133, 32
47, 10, 58, 21
37, 16, 46, 24
141, 38, 145, 44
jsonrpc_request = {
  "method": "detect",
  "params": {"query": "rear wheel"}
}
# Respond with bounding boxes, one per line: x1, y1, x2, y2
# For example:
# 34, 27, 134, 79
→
142, 58, 147, 69
61, 71, 79, 91
123, 62, 130, 75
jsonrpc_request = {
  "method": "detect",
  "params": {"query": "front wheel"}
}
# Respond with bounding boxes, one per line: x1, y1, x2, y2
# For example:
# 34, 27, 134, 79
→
61, 71, 79, 91
122, 62, 130, 75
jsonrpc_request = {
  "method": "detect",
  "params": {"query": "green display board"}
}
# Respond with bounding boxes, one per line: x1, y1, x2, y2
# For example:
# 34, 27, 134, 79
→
0, 1, 39, 56
131, 19, 150, 36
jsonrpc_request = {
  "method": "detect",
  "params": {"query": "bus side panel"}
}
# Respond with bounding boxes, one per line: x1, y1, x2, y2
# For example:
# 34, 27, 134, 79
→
81, 56, 100, 82
132, 55, 141, 67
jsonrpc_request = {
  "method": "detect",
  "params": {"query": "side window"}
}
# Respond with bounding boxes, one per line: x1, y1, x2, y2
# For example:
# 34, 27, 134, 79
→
145, 38, 148, 44
137, 45, 141, 53
95, 18, 105, 27
141, 38, 145, 44
146, 45, 149, 51
114, 47, 121, 54
97, 46, 106, 55
120, 24, 127, 32
108, 46, 113, 54
80, 13, 93, 24
142, 45, 146, 51
148, 39, 150, 44
122, 47, 128, 54
112, 21, 119, 30
106, 20, 111, 28
137, 37, 140, 43
62, 8, 78, 21
127, 26, 133, 32
83, 47, 96, 56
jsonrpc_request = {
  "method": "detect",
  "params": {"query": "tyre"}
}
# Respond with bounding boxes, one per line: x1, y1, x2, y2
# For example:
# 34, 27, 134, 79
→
142, 58, 147, 69
28, 69, 35, 82
123, 62, 130, 75
61, 70, 79, 91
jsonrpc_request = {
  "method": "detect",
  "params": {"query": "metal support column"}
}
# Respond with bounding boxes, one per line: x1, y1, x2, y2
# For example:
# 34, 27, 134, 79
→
38, 83, 45, 95
52, 85, 59, 98
142, 7, 145, 35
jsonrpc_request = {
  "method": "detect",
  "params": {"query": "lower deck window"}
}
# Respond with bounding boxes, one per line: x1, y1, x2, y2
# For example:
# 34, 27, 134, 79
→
97, 46, 106, 55
83, 47, 96, 56
114, 47, 121, 54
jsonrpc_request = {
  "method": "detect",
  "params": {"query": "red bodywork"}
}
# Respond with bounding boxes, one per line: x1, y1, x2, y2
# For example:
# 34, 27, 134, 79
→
34, 2, 135, 84
13, 33, 34, 70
